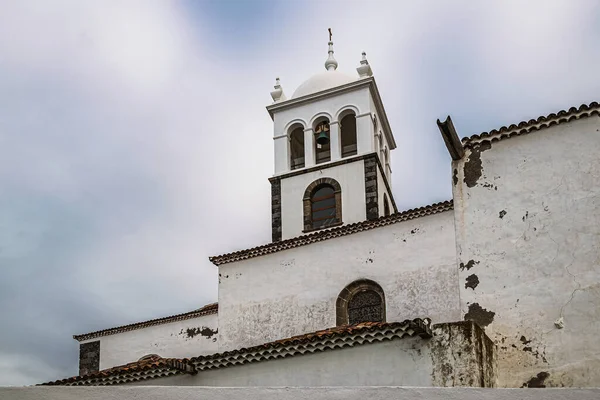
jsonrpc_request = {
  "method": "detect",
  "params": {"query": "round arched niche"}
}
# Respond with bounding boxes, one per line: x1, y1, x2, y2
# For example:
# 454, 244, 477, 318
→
336, 279, 386, 326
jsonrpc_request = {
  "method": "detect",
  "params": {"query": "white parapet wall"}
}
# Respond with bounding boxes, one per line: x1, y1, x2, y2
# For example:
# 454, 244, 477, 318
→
3, 387, 600, 400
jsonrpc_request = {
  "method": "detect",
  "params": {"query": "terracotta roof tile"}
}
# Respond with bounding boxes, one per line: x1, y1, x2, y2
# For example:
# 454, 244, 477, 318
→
209, 201, 453, 266
44, 318, 432, 386
73, 303, 218, 342
41, 356, 192, 386
461, 101, 600, 149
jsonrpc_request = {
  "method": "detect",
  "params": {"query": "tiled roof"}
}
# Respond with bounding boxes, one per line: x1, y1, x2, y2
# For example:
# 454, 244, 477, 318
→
461, 101, 600, 149
44, 318, 432, 386
73, 303, 218, 342
41, 355, 194, 386
209, 200, 454, 266
186, 319, 432, 371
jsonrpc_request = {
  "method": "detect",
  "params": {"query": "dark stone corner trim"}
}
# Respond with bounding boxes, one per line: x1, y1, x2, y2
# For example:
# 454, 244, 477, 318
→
79, 340, 100, 377
270, 178, 282, 242
364, 155, 379, 220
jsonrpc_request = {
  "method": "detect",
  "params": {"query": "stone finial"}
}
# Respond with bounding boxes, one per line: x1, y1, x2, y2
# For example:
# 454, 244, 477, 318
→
357, 51, 373, 78
270, 77, 287, 102
324, 29, 338, 71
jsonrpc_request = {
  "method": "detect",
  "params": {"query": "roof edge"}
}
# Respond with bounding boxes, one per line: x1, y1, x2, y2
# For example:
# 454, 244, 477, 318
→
461, 101, 600, 148
437, 115, 464, 160
73, 303, 218, 342
209, 200, 453, 266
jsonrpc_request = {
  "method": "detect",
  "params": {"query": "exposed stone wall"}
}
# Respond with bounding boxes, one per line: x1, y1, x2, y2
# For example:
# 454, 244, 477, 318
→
431, 321, 497, 387
453, 116, 600, 387
79, 341, 100, 376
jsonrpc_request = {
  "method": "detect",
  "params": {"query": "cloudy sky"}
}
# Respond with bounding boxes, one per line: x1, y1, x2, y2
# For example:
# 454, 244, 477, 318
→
0, 0, 598, 386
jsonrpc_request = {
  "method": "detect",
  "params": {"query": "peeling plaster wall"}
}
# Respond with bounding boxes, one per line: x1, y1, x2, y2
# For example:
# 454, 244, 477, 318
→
453, 116, 600, 387
431, 321, 497, 387
217, 211, 458, 351
82, 313, 218, 370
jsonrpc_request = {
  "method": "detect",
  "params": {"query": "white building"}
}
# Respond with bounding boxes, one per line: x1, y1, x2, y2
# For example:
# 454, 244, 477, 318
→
44, 38, 600, 389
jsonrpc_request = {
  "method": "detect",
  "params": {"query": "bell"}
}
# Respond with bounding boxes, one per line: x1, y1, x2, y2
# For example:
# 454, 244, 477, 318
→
315, 123, 330, 146
316, 130, 330, 145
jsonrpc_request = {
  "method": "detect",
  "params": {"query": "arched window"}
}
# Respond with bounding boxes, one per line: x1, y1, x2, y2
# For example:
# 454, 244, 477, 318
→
311, 185, 336, 229
289, 126, 305, 170
383, 193, 390, 217
303, 178, 342, 232
340, 113, 357, 158
314, 119, 331, 164
336, 279, 385, 326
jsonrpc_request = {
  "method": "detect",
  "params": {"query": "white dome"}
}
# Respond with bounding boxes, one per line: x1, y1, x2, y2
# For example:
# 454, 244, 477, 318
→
292, 70, 357, 99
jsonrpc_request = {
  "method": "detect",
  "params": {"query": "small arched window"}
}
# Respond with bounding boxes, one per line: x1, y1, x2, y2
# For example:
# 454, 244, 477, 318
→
340, 113, 357, 158
289, 126, 305, 170
383, 194, 390, 217
336, 279, 385, 326
303, 178, 342, 232
311, 185, 337, 229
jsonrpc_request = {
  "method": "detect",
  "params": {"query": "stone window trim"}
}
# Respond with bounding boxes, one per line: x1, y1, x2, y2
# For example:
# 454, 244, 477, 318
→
302, 178, 343, 233
336, 279, 386, 326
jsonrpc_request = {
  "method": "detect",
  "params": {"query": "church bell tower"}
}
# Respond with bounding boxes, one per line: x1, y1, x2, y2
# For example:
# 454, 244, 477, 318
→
266, 32, 398, 242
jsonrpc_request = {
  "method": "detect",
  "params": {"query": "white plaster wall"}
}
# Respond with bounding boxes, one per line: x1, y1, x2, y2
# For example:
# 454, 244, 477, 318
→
453, 116, 600, 388
218, 211, 458, 351
272, 87, 373, 174
370, 96, 392, 184
377, 162, 394, 217
134, 338, 432, 387
82, 313, 218, 370
7, 387, 600, 400
280, 159, 366, 239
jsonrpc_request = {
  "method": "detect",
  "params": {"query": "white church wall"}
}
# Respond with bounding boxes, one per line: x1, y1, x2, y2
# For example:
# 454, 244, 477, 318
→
280, 160, 366, 239
83, 313, 218, 370
272, 87, 372, 174
376, 163, 393, 216
132, 338, 434, 387
453, 115, 600, 388
217, 210, 459, 351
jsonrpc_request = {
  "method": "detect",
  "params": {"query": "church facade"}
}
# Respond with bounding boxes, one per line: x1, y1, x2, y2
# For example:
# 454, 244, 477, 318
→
44, 39, 600, 389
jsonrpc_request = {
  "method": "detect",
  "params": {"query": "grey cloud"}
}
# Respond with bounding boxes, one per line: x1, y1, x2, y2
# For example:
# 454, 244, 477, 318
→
1, 0, 599, 386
